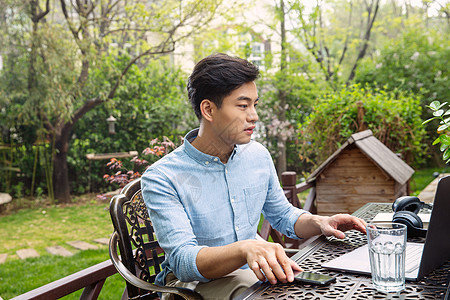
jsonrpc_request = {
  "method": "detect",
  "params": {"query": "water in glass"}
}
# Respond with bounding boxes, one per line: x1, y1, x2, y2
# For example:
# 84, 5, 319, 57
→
367, 222, 407, 293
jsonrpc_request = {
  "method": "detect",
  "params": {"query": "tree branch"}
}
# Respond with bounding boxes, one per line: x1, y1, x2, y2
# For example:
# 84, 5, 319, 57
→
32, 0, 50, 22
336, 0, 353, 73
347, 0, 379, 82
60, 0, 81, 42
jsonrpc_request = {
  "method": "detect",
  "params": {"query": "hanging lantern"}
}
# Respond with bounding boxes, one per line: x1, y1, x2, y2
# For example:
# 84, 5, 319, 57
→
106, 115, 117, 134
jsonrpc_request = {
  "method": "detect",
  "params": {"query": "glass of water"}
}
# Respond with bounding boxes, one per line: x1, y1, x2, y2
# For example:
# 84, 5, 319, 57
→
367, 222, 407, 293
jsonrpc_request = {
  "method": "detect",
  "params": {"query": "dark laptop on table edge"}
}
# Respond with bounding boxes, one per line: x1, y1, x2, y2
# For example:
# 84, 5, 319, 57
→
322, 175, 450, 281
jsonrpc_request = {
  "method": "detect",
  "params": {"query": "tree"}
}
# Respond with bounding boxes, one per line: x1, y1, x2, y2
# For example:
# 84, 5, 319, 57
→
0, 0, 223, 202
273, 0, 289, 175
289, 0, 380, 84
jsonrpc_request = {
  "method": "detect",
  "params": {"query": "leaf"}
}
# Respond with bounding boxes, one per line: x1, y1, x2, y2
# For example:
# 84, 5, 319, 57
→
443, 148, 450, 161
445, 110, 450, 116
440, 135, 450, 145
438, 102, 449, 109
440, 143, 448, 152
432, 136, 441, 145
433, 109, 444, 117
422, 117, 437, 125
438, 124, 449, 132
430, 101, 441, 110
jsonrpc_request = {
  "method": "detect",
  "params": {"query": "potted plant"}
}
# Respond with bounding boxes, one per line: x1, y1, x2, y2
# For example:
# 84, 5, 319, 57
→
423, 101, 450, 163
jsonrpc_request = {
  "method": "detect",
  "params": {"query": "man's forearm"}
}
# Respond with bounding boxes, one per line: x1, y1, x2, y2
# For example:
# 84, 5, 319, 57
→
294, 213, 327, 239
196, 241, 248, 279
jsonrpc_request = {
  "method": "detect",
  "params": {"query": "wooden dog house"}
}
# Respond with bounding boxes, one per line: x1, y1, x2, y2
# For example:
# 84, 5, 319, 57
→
307, 130, 414, 215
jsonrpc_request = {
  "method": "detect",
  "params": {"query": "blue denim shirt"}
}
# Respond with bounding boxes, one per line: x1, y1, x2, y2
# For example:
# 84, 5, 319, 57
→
141, 128, 309, 286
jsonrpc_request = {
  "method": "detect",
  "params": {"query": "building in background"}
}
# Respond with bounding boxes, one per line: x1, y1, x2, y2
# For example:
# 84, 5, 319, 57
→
169, 0, 281, 73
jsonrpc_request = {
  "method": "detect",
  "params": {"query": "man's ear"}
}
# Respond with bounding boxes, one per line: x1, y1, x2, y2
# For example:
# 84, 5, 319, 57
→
199, 99, 215, 122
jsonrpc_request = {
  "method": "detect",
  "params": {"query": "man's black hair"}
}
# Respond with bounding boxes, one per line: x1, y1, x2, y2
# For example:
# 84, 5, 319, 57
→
187, 53, 259, 120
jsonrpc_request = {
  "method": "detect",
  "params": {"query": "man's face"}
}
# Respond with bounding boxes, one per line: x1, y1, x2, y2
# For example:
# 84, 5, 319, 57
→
210, 81, 259, 146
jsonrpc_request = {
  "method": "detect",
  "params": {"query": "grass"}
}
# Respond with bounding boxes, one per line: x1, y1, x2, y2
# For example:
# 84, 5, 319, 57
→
0, 250, 125, 299
409, 167, 450, 196
1, 167, 448, 299
0, 197, 125, 299
0, 201, 113, 256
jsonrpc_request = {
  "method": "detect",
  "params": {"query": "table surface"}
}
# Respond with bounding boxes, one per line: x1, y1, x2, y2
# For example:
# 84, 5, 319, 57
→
236, 203, 450, 300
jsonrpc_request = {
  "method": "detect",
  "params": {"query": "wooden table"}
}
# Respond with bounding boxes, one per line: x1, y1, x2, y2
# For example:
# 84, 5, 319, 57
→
236, 203, 450, 300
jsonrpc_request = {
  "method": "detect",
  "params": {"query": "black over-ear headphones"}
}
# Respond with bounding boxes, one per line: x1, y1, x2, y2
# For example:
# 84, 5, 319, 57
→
392, 196, 433, 238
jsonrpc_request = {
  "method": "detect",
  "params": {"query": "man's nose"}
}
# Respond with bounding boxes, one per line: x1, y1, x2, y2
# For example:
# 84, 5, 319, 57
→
247, 107, 258, 122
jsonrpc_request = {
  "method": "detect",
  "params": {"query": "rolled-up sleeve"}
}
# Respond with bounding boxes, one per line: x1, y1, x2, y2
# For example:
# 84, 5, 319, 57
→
141, 168, 209, 282
261, 152, 311, 239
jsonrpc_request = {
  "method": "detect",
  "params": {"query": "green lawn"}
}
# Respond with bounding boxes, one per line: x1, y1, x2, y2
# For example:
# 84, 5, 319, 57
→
1, 167, 448, 299
409, 167, 450, 196
0, 250, 125, 299
0, 200, 125, 299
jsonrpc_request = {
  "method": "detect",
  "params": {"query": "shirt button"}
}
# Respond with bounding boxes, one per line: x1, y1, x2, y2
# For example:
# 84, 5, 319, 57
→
213, 158, 218, 162
231, 198, 235, 203
235, 226, 239, 231
225, 169, 228, 174
205, 161, 209, 165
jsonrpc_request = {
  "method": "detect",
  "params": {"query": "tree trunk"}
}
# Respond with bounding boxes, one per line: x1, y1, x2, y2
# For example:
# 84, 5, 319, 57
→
275, 0, 287, 176
53, 130, 71, 203
275, 138, 287, 175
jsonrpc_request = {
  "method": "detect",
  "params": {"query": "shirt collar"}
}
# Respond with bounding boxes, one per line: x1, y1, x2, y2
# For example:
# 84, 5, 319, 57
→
183, 128, 238, 165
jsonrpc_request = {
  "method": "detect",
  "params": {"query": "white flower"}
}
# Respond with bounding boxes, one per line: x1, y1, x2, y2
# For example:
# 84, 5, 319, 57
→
376, 63, 382, 69
411, 52, 420, 61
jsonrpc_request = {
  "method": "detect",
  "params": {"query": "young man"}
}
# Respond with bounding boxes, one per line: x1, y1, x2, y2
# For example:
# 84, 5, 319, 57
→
142, 53, 367, 299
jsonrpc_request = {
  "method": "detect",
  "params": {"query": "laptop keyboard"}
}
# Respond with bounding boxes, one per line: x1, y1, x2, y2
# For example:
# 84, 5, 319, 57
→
405, 243, 424, 273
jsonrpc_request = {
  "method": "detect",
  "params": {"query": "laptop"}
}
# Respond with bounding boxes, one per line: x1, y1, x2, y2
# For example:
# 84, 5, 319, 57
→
322, 175, 450, 281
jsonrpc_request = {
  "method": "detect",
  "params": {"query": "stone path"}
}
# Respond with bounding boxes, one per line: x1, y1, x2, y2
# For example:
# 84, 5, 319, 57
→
0, 253, 7, 264
0, 238, 109, 264
66, 240, 99, 250
16, 248, 39, 259
46, 246, 74, 257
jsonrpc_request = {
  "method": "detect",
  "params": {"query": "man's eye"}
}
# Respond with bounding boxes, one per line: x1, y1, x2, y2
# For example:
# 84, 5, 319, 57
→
239, 105, 248, 108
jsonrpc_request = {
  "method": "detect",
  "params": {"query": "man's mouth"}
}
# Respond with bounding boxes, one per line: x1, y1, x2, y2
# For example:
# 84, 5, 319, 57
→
244, 126, 256, 134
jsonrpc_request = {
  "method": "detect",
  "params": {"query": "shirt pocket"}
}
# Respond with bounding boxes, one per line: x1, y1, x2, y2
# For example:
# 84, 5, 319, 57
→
244, 184, 267, 226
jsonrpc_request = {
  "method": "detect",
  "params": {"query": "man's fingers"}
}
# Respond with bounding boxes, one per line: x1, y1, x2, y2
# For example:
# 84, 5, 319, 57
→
354, 217, 368, 233
290, 259, 303, 271
259, 260, 277, 284
334, 229, 346, 239
250, 261, 266, 282
270, 258, 288, 283
285, 259, 302, 282
247, 241, 304, 284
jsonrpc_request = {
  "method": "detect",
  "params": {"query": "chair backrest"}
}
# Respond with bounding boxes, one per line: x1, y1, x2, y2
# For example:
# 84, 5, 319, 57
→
110, 178, 165, 298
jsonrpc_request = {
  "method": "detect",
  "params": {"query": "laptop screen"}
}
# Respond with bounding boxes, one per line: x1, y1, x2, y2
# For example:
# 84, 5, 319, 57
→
417, 175, 450, 278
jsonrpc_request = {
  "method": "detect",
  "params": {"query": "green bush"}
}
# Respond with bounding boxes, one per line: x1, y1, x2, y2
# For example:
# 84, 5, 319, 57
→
298, 84, 427, 170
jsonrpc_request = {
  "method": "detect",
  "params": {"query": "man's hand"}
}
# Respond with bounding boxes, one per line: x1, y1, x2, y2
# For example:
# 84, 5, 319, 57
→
318, 214, 367, 239
196, 239, 302, 284
239, 240, 302, 284
295, 213, 367, 240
